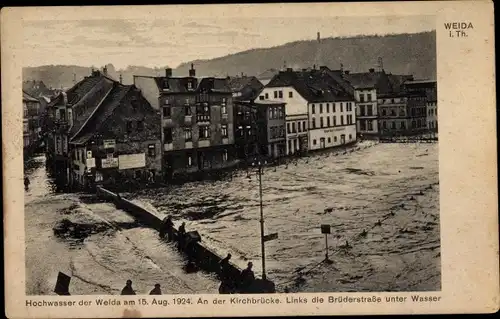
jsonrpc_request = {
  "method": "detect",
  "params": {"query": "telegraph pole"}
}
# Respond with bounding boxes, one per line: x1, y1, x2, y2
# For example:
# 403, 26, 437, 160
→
258, 163, 266, 280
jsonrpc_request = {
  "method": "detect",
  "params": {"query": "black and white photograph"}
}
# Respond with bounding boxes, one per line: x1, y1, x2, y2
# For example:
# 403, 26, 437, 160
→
20, 12, 442, 297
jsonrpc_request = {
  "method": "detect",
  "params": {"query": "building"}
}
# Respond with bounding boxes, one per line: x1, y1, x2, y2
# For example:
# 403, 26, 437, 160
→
23, 91, 42, 157
235, 100, 286, 161
228, 75, 264, 101
404, 80, 438, 132
259, 67, 356, 155
134, 65, 238, 181
255, 101, 286, 159
46, 68, 161, 189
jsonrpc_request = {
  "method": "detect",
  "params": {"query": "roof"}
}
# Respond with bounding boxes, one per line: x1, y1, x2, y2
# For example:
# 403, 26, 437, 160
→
197, 77, 232, 93
71, 84, 133, 145
23, 91, 39, 102
257, 68, 280, 80
345, 70, 414, 96
404, 79, 437, 85
228, 76, 264, 101
266, 68, 354, 102
22, 80, 53, 97
153, 76, 198, 93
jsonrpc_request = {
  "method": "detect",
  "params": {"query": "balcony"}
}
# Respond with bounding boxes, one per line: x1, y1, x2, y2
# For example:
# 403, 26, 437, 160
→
198, 139, 210, 148
184, 115, 193, 126
164, 143, 174, 151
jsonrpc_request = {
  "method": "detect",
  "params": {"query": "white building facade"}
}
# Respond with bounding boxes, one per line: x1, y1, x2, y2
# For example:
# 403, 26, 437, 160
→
355, 88, 379, 137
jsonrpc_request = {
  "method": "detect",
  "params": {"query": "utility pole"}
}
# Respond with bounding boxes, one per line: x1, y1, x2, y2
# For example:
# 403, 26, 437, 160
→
258, 163, 266, 280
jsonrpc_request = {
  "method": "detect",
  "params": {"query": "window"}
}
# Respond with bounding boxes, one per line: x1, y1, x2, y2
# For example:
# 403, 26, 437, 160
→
333, 116, 337, 126
327, 116, 331, 127
163, 106, 171, 117
127, 121, 133, 133
137, 120, 144, 132
259, 96, 265, 100
292, 122, 296, 133
302, 121, 306, 131
326, 103, 330, 113
382, 121, 387, 129
288, 140, 292, 154
287, 123, 291, 134
278, 91, 283, 98
313, 139, 317, 145
320, 117, 324, 128
265, 93, 269, 99
269, 108, 273, 119
221, 125, 228, 137
382, 109, 387, 116
334, 136, 337, 142
298, 122, 301, 132
340, 116, 344, 125
199, 125, 210, 139
391, 109, 396, 116
367, 94, 372, 101
196, 104, 210, 122
279, 107, 284, 119
391, 98, 395, 104
311, 104, 316, 114
328, 137, 331, 143
319, 104, 323, 114
333, 103, 336, 112
221, 105, 227, 115
289, 91, 293, 98
340, 103, 343, 112
164, 127, 173, 143
401, 121, 406, 129
148, 144, 156, 157
187, 82, 193, 90
349, 134, 352, 140
367, 121, 373, 131
185, 105, 192, 116
367, 105, 373, 116
360, 105, 366, 116
274, 91, 278, 98
360, 120, 366, 131
184, 128, 192, 141
360, 94, 365, 102
391, 122, 396, 129
312, 118, 316, 129
187, 154, 193, 167
222, 149, 228, 162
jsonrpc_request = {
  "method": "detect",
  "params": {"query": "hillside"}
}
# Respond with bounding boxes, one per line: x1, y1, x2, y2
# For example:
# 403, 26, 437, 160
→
23, 31, 436, 88
175, 31, 436, 80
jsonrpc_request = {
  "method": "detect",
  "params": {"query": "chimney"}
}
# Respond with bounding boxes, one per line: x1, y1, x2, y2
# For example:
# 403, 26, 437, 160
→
317, 32, 321, 42
344, 70, 350, 75
313, 64, 317, 70
165, 68, 172, 77
286, 68, 293, 72
119, 74, 123, 84
369, 68, 375, 73
103, 66, 108, 75
189, 63, 196, 77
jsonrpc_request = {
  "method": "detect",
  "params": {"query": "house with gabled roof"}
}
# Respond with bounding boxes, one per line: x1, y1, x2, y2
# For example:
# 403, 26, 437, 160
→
258, 66, 357, 155
46, 68, 161, 189
134, 65, 238, 182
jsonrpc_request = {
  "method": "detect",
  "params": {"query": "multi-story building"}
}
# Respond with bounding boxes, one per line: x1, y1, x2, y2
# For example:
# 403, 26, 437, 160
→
404, 80, 438, 132
259, 67, 356, 155
228, 75, 264, 101
46, 68, 161, 189
23, 91, 42, 156
134, 65, 238, 181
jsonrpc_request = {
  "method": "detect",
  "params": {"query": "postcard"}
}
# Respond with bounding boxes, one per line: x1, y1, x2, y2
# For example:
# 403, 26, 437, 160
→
2, 1, 498, 317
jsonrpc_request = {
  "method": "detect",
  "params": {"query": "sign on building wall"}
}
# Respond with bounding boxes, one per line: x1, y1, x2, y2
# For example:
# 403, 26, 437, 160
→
103, 139, 116, 149
118, 153, 146, 170
101, 157, 119, 169
86, 158, 96, 168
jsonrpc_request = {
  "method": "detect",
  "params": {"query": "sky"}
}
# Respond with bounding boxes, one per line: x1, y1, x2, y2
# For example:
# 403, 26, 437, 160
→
23, 14, 435, 70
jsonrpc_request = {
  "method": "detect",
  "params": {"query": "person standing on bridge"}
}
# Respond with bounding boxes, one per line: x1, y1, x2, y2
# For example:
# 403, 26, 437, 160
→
218, 253, 232, 280
239, 262, 255, 293
121, 280, 136, 295
149, 283, 162, 295
160, 216, 174, 241
177, 222, 187, 251
24, 176, 30, 190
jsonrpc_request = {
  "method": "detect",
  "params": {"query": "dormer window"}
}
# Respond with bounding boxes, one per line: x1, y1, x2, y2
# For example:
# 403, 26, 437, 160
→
187, 82, 193, 90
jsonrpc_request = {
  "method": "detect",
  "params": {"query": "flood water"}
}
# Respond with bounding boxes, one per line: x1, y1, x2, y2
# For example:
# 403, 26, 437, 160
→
24, 156, 219, 296
25, 141, 440, 295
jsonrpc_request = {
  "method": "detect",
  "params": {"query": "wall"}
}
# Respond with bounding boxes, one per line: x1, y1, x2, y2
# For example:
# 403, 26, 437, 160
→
95, 187, 276, 293
308, 101, 356, 150
134, 76, 160, 110
355, 88, 378, 135
259, 86, 308, 116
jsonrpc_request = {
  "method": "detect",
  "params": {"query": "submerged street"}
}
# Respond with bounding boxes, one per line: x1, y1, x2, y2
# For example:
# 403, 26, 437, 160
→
25, 141, 440, 295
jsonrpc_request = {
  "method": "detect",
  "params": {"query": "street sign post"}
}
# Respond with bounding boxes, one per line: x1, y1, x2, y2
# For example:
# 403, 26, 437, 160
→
321, 224, 332, 262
